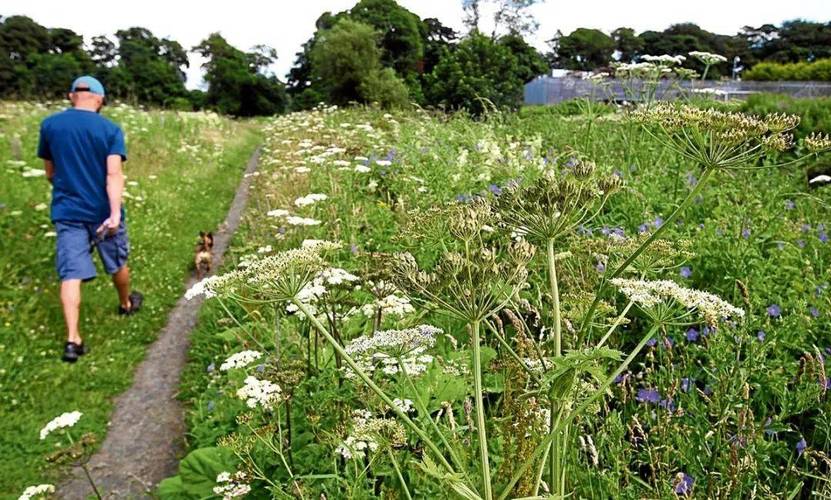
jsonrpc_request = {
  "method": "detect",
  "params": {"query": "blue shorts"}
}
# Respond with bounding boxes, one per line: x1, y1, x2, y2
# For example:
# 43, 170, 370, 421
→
55, 220, 130, 281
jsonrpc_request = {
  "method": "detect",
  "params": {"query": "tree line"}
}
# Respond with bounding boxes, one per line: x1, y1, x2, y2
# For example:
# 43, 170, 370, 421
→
1, 1, 829, 116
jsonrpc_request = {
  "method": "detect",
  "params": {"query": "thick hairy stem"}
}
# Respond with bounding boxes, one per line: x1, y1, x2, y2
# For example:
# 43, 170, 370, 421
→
546, 237, 565, 496
578, 167, 714, 336
293, 300, 457, 477
471, 321, 494, 500
499, 324, 661, 500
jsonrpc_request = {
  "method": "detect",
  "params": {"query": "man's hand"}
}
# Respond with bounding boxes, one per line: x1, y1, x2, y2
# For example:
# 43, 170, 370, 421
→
97, 215, 121, 237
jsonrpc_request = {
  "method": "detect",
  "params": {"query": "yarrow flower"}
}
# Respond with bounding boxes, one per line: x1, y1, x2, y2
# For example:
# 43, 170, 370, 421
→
40, 411, 82, 440
236, 376, 282, 409
286, 216, 322, 226
689, 51, 727, 65
610, 278, 744, 325
213, 471, 251, 499
18, 484, 55, 500
360, 294, 415, 318
220, 350, 263, 371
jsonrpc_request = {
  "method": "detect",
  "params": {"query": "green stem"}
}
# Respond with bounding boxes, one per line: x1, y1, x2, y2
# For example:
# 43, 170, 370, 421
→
471, 320, 494, 500
498, 324, 660, 500
387, 448, 413, 500
578, 167, 714, 336
546, 237, 564, 496
293, 300, 457, 477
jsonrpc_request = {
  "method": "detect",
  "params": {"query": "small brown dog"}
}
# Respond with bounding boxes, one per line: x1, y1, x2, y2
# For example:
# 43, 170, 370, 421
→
195, 231, 214, 279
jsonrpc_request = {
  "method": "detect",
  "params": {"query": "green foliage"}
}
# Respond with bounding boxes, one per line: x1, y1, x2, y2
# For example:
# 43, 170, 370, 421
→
159, 447, 237, 499
739, 93, 831, 140
358, 67, 411, 108
425, 32, 527, 115
0, 102, 259, 493
194, 33, 287, 116
552, 28, 615, 71
744, 58, 831, 81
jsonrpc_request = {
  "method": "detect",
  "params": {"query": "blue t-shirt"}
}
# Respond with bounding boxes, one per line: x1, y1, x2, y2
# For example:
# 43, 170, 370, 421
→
37, 108, 127, 223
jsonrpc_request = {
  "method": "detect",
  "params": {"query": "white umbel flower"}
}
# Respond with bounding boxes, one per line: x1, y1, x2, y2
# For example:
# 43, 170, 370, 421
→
18, 484, 55, 500
610, 278, 744, 324
294, 193, 328, 207
213, 471, 251, 499
236, 376, 282, 409
220, 350, 263, 371
40, 411, 82, 440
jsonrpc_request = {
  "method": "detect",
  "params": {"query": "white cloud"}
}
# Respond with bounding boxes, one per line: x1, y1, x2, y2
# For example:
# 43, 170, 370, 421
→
2, 0, 828, 89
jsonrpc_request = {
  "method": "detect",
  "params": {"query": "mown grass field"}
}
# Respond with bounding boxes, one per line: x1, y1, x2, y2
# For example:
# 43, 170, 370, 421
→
0, 101, 259, 495
170, 98, 831, 499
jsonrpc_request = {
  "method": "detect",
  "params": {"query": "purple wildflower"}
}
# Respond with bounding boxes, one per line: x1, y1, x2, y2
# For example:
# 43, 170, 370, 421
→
757, 330, 766, 342
659, 398, 676, 411
784, 199, 795, 210
206, 362, 215, 373
820, 231, 828, 243
207, 400, 215, 412
638, 223, 649, 234
798, 239, 806, 248
810, 307, 820, 318
680, 378, 692, 392
351, 244, 359, 255
488, 184, 503, 196
767, 304, 781, 318
595, 260, 606, 273
653, 217, 664, 228
680, 266, 692, 279
686, 328, 699, 342
796, 438, 807, 456
801, 223, 812, 233
674, 473, 694, 496
277, 226, 287, 235
636, 388, 661, 404
742, 227, 751, 239
686, 172, 698, 187
646, 337, 658, 347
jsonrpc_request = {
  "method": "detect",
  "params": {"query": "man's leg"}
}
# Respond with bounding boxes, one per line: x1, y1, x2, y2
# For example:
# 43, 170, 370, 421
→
112, 265, 131, 310
60, 279, 83, 344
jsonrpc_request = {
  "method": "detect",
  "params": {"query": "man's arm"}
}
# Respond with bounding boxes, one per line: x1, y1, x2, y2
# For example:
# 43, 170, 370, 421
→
44, 159, 55, 185
99, 154, 124, 235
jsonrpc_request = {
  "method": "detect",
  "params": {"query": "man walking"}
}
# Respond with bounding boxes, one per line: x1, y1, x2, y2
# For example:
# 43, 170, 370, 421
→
38, 75, 143, 363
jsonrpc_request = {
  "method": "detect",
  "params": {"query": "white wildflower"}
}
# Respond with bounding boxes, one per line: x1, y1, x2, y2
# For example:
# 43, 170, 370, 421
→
343, 325, 440, 379
286, 216, 321, 226
610, 278, 744, 324
689, 51, 728, 65
266, 209, 290, 218
18, 484, 55, 500
361, 294, 414, 318
236, 376, 282, 409
294, 193, 328, 207
354, 165, 371, 173
375, 160, 392, 167
220, 350, 263, 371
213, 471, 251, 499
392, 398, 415, 413
40, 411, 82, 440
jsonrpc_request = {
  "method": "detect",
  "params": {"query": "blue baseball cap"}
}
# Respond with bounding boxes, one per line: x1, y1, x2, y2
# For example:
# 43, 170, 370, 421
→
70, 75, 105, 96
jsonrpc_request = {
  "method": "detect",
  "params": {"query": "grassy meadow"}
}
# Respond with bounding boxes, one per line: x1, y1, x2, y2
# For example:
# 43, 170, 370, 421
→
0, 101, 259, 495
169, 97, 831, 499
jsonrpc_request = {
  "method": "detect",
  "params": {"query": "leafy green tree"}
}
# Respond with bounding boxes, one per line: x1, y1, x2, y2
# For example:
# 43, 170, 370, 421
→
110, 27, 188, 105
421, 17, 458, 75
748, 20, 831, 63
611, 27, 643, 62
498, 32, 548, 82
194, 33, 286, 116
550, 28, 614, 70
350, 0, 423, 77
424, 32, 525, 114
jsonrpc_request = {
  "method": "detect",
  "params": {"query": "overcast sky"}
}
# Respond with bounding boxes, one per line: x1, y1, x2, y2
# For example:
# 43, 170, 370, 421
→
3, 0, 830, 89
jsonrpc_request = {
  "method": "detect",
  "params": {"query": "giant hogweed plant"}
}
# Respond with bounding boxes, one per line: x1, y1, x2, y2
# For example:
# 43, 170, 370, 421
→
185, 105, 830, 499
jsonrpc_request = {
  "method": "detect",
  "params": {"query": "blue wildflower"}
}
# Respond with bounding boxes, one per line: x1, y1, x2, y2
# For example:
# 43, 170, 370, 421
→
636, 388, 661, 404
757, 330, 766, 342
207, 400, 215, 412
802, 223, 812, 233
798, 239, 806, 248
278, 226, 286, 235
638, 223, 649, 234
206, 362, 215, 373
784, 199, 795, 210
796, 438, 807, 456
595, 260, 606, 273
681, 378, 692, 393
810, 307, 820, 318
653, 217, 664, 228
686, 328, 699, 342
742, 227, 751, 239
488, 183, 502, 196
351, 244, 359, 255
820, 231, 828, 243
686, 172, 698, 187
659, 398, 676, 411
256, 364, 265, 373
674, 473, 694, 496
647, 337, 658, 347
767, 304, 781, 318
680, 266, 692, 279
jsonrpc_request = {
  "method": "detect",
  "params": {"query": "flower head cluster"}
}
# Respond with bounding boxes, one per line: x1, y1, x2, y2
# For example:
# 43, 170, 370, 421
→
632, 103, 799, 169
360, 293, 415, 318
18, 484, 55, 500
495, 159, 622, 242
610, 278, 744, 325
213, 471, 251, 499
236, 376, 282, 409
220, 350, 262, 371
806, 132, 831, 153
285, 266, 360, 317
294, 193, 328, 207
336, 409, 406, 460
689, 51, 727, 65
185, 242, 339, 302
343, 325, 440, 378
641, 54, 686, 65
40, 411, 82, 440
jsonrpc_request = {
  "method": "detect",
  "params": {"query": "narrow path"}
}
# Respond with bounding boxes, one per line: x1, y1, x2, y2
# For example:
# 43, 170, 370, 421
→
59, 147, 261, 499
